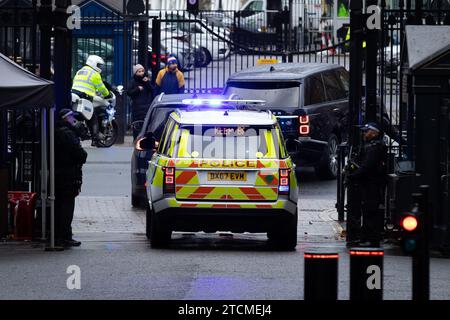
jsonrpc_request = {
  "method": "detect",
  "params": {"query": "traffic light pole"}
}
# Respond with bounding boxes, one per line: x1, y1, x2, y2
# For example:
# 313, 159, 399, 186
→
151, 18, 161, 85
412, 185, 430, 301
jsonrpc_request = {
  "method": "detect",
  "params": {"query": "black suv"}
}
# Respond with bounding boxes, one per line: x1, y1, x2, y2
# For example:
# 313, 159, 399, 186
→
131, 93, 228, 207
224, 63, 350, 179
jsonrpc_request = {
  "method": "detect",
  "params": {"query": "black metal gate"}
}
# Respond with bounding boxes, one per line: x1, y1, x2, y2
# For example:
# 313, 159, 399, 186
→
0, 0, 42, 191
150, 7, 349, 93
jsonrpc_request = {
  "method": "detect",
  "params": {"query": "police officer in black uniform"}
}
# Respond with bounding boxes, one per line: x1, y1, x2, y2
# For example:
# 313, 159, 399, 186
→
346, 122, 387, 247
54, 109, 88, 247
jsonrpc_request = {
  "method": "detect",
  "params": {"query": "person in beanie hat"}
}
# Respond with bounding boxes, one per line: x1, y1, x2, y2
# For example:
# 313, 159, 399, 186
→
127, 64, 154, 140
54, 108, 88, 247
154, 55, 185, 96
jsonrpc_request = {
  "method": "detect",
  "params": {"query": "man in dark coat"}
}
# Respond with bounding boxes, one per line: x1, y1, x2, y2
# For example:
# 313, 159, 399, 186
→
54, 109, 88, 247
127, 64, 154, 140
347, 122, 388, 247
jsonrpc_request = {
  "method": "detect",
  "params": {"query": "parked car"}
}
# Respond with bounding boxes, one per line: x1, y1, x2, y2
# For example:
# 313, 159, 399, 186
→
158, 11, 231, 67
224, 63, 350, 179
147, 27, 196, 72
131, 93, 227, 207
173, 21, 231, 65
199, 11, 234, 29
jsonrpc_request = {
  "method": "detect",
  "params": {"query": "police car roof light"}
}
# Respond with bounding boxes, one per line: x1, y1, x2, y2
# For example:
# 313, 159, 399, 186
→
181, 99, 266, 108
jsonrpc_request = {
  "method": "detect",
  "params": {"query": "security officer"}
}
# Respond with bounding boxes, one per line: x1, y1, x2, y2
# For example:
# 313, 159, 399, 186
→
71, 55, 111, 146
54, 109, 88, 247
346, 122, 387, 247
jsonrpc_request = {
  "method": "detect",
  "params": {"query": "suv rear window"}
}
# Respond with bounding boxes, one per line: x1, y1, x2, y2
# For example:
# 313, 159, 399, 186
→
172, 124, 286, 159
224, 81, 300, 109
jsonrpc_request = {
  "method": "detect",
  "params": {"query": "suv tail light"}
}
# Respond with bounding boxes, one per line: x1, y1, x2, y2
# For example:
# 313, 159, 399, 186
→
135, 138, 159, 151
163, 167, 175, 194
279, 169, 290, 195
299, 115, 310, 136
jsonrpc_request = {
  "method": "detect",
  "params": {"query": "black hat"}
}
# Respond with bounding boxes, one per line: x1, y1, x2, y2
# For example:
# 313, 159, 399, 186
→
58, 108, 74, 120
361, 122, 382, 133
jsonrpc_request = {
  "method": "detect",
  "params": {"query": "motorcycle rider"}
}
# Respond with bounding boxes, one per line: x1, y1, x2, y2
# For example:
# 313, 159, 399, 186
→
71, 55, 111, 146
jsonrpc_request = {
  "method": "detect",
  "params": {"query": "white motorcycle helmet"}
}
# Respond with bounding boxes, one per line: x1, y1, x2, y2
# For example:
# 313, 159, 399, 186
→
86, 55, 105, 73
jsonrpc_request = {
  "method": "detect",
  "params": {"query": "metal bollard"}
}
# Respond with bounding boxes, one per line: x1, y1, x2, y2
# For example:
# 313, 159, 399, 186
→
349, 247, 384, 300
304, 249, 339, 300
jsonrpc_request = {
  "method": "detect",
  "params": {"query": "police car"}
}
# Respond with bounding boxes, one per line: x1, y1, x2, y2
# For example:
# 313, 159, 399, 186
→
143, 98, 299, 249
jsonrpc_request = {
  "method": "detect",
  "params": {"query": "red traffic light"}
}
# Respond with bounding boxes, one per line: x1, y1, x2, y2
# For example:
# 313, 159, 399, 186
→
402, 215, 418, 232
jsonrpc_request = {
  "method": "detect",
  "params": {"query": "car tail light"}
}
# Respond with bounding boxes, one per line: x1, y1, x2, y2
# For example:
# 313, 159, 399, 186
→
299, 115, 309, 124
135, 138, 159, 151
279, 169, 290, 195
163, 166, 175, 194
135, 137, 145, 151
299, 115, 310, 136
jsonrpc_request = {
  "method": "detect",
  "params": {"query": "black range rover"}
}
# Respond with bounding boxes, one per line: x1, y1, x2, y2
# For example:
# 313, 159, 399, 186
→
224, 63, 350, 179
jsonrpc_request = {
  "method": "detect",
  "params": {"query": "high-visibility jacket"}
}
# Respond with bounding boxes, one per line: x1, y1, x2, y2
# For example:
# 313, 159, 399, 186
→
345, 27, 367, 48
72, 66, 110, 98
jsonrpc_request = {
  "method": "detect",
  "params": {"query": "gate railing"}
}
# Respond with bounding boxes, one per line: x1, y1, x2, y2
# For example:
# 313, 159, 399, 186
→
149, 9, 349, 93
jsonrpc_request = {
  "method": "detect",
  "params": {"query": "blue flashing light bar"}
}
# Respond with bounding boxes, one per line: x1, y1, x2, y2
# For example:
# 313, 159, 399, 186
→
182, 99, 266, 107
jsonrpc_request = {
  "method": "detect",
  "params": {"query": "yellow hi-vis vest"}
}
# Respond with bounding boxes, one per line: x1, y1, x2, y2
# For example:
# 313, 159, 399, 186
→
345, 27, 367, 48
72, 66, 110, 98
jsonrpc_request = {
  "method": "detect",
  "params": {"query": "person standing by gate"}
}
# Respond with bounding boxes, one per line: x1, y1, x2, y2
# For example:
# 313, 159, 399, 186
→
127, 64, 154, 140
346, 122, 387, 247
54, 109, 88, 247
154, 56, 185, 95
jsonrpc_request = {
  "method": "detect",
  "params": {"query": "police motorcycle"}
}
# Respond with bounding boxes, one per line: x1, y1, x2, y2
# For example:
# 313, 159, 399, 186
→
71, 83, 123, 148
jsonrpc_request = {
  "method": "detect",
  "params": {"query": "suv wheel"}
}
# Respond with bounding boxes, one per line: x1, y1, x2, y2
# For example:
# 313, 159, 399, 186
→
315, 133, 339, 180
150, 210, 172, 248
267, 212, 298, 250
132, 194, 143, 208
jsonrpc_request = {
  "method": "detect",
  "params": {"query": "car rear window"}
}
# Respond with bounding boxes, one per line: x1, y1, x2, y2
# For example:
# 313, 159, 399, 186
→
172, 124, 286, 159
224, 81, 300, 109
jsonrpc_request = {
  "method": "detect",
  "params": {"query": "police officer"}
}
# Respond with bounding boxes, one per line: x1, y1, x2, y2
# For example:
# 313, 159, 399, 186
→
71, 55, 111, 146
347, 122, 387, 247
54, 109, 88, 247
